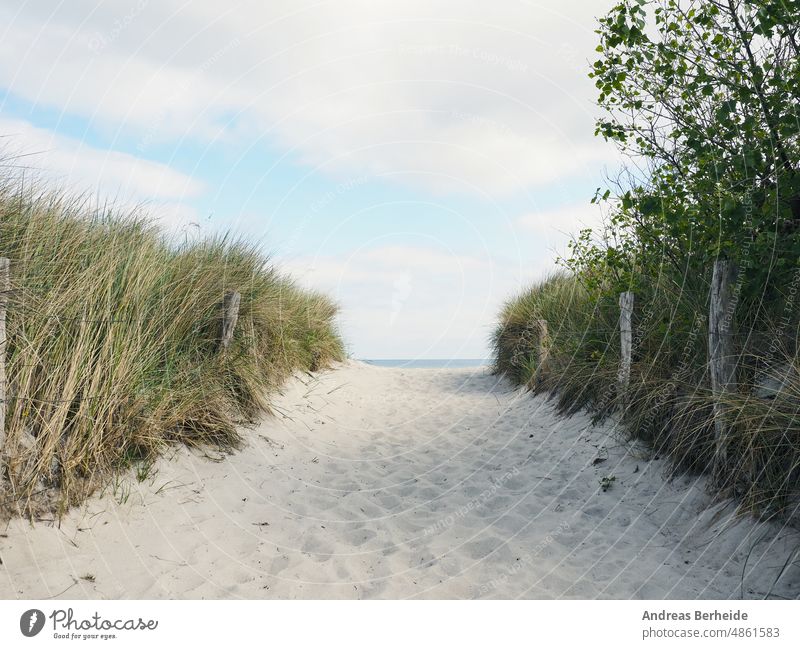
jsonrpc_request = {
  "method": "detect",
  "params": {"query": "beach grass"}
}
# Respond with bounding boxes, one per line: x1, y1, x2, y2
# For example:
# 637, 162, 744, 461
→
492, 272, 800, 518
0, 176, 343, 514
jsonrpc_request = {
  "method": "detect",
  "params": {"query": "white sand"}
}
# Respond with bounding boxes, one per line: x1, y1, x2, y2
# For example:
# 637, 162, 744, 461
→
1, 361, 798, 599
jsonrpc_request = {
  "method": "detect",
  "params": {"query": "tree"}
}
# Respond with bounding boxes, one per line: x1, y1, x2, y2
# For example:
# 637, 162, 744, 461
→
584, 0, 800, 298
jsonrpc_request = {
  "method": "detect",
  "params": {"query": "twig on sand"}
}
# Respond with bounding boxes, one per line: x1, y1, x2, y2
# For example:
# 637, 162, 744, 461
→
150, 554, 187, 566
327, 383, 349, 395
259, 435, 284, 450
45, 577, 78, 600
58, 529, 79, 549
154, 480, 193, 495
740, 527, 771, 599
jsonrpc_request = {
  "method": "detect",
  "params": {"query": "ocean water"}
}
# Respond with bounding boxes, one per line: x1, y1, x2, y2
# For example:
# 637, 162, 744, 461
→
360, 358, 491, 369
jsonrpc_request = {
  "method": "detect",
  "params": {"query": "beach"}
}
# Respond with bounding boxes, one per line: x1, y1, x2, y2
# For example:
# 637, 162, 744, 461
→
1, 362, 798, 599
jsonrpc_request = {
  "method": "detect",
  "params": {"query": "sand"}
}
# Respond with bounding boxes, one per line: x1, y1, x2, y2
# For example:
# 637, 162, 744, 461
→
1, 361, 799, 599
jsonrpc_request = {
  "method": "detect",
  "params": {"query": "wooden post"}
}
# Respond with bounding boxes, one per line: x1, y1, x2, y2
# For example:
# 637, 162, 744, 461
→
219, 290, 241, 352
709, 259, 737, 484
0, 258, 8, 455
618, 291, 634, 406
533, 318, 549, 387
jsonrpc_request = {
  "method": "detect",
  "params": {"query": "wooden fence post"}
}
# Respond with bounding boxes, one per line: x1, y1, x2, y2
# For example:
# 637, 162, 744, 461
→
533, 318, 549, 387
709, 258, 737, 484
618, 291, 634, 406
0, 258, 8, 456
219, 290, 241, 352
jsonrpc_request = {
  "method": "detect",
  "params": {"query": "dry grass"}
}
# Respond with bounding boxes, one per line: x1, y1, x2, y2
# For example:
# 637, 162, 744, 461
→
493, 272, 800, 521
0, 178, 343, 515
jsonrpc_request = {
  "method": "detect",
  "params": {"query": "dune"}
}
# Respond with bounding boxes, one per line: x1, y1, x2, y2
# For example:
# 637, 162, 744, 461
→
1, 361, 798, 599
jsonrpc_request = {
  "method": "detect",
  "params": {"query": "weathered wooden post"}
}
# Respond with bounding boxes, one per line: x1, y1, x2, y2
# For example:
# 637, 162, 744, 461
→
218, 290, 241, 353
0, 258, 8, 455
533, 318, 549, 387
618, 291, 634, 407
708, 258, 737, 485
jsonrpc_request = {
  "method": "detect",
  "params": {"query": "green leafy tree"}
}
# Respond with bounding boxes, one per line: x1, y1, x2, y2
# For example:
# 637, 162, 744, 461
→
583, 0, 800, 298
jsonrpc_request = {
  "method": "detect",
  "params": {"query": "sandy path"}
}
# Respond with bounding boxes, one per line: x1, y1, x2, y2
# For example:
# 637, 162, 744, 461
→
1, 362, 799, 599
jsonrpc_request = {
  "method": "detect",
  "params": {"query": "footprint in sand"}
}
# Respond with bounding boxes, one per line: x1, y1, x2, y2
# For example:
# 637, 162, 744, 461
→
7, 364, 800, 601
301, 535, 335, 560
270, 555, 291, 575
347, 528, 377, 547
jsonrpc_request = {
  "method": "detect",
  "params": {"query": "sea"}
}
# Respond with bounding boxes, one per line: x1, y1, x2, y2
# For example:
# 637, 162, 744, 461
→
360, 358, 491, 369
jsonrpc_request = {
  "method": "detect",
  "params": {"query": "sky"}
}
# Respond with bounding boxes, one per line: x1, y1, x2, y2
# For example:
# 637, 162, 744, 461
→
0, 0, 619, 359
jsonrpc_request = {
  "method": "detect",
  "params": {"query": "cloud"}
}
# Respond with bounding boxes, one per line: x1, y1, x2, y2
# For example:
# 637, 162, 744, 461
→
0, 117, 203, 198
515, 201, 606, 247
0, 1, 621, 357
143, 202, 204, 234
360, 245, 485, 273
0, 0, 618, 196
0, 116, 202, 229
283, 244, 546, 358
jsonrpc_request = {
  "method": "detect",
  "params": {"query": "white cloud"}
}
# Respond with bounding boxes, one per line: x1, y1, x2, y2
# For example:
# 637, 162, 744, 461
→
0, 1, 621, 357
283, 244, 548, 358
360, 245, 485, 273
142, 201, 204, 235
0, 116, 202, 230
0, 117, 203, 198
515, 200, 606, 247
0, 0, 619, 196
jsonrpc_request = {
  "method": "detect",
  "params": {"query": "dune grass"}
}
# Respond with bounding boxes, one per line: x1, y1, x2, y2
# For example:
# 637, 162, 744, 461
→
493, 272, 800, 519
0, 179, 343, 515
492, 0, 800, 523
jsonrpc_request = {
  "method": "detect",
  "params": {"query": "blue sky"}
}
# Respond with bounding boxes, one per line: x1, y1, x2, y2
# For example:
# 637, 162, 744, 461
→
0, 0, 618, 358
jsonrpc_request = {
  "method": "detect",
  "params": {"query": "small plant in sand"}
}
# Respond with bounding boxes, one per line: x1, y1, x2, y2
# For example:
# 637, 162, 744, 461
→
599, 475, 616, 493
